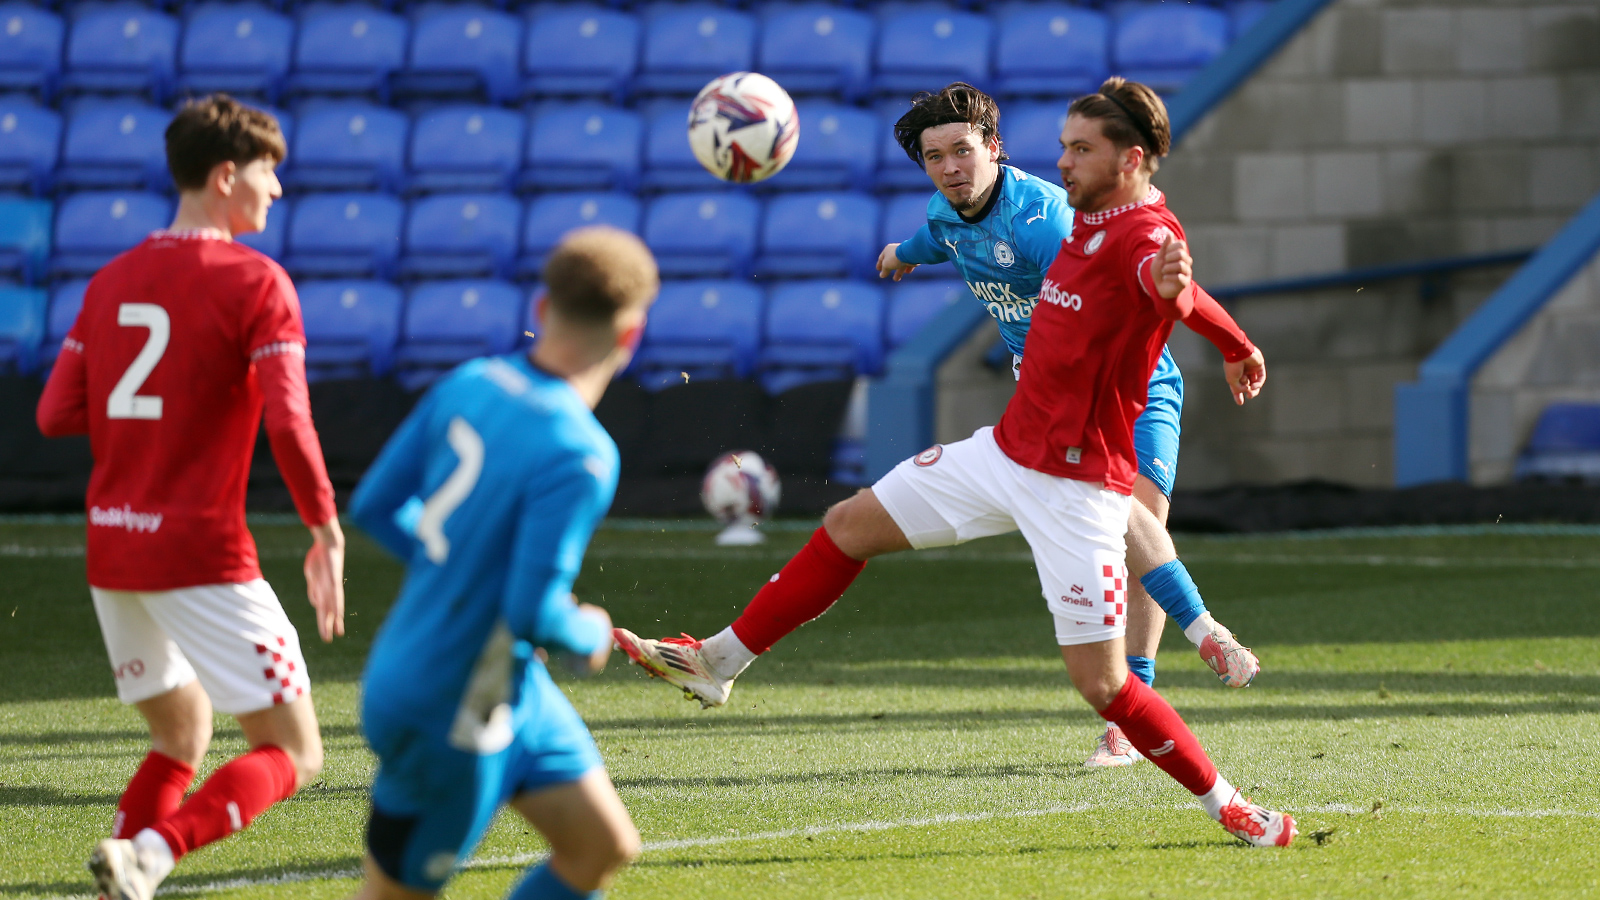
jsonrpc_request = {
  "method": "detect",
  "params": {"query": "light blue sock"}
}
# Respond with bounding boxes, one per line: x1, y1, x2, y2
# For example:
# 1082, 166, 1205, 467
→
1125, 655, 1156, 687
1140, 559, 1207, 631
508, 862, 600, 900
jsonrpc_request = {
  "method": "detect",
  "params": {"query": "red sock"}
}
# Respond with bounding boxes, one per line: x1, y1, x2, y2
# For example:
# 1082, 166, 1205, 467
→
1098, 676, 1219, 796
150, 745, 297, 858
113, 752, 195, 839
730, 527, 867, 654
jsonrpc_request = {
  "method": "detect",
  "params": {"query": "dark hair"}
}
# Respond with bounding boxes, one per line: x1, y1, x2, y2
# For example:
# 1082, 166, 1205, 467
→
165, 95, 286, 191
1066, 77, 1171, 173
893, 82, 1009, 168
543, 226, 660, 326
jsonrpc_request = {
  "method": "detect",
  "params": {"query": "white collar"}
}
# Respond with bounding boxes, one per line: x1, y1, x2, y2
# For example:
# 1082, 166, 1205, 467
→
1078, 186, 1162, 226
150, 228, 232, 242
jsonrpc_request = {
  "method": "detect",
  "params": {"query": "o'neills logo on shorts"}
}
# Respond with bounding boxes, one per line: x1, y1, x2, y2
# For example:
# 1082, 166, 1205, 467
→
89, 505, 164, 534
914, 445, 943, 467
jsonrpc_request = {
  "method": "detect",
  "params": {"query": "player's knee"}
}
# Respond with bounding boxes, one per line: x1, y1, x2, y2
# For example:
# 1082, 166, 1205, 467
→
822, 490, 901, 560
151, 726, 210, 769
607, 819, 642, 871
291, 738, 325, 788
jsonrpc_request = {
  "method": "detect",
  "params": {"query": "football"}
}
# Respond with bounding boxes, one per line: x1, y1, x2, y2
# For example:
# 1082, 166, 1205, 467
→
687, 72, 800, 183
701, 450, 782, 530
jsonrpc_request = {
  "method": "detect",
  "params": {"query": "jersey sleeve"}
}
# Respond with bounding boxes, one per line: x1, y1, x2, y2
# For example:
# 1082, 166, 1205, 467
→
36, 338, 88, 437
894, 223, 951, 266
1131, 231, 1256, 363
500, 453, 616, 656
1011, 196, 1074, 272
349, 392, 436, 560
257, 350, 337, 528
244, 264, 306, 361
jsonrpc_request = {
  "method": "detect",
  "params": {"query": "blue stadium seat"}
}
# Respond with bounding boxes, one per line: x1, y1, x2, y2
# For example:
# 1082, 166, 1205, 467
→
781, 100, 875, 192
288, 4, 407, 100
875, 101, 930, 190
1516, 404, 1600, 482
1230, 0, 1272, 38
639, 98, 718, 191
632, 279, 762, 390
522, 6, 638, 102
0, 97, 61, 194
1112, 2, 1230, 94
236, 196, 288, 260
285, 101, 408, 193
56, 99, 172, 193
177, 3, 292, 102
393, 5, 521, 104
61, 5, 179, 100
284, 192, 403, 278
0, 284, 45, 374
523, 102, 641, 191
38, 276, 88, 369
518, 191, 639, 279
887, 280, 965, 349
760, 279, 885, 393
879, 189, 955, 279
642, 191, 758, 278
1001, 101, 1068, 182
756, 4, 872, 101
401, 192, 520, 280
755, 191, 879, 278
0, 3, 64, 98
395, 278, 523, 389
994, 5, 1108, 98
297, 279, 402, 380
407, 104, 524, 194
50, 191, 171, 278
873, 8, 991, 97
0, 196, 51, 283
636, 4, 754, 97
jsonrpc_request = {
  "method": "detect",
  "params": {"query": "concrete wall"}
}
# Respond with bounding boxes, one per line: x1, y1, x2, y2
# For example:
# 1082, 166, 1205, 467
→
1470, 250, 1600, 483
933, 0, 1600, 488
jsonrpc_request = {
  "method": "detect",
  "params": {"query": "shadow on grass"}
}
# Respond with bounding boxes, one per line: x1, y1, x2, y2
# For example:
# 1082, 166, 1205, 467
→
612, 761, 1097, 791
0, 857, 363, 898
0, 783, 120, 807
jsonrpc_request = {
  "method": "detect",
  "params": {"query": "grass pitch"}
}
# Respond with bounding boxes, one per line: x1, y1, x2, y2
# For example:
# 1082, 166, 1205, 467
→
3, 519, 1599, 899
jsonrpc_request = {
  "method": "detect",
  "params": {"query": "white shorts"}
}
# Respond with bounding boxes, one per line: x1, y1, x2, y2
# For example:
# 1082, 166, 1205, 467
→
873, 427, 1133, 646
91, 579, 311, 715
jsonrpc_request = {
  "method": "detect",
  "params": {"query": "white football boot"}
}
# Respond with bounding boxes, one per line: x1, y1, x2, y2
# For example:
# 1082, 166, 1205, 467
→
613, 629, 733, 709
1194, 617, 1260, 688
1217, 792, 1298, 847
87, 838, 161, 900
1083, 723, 1144, 768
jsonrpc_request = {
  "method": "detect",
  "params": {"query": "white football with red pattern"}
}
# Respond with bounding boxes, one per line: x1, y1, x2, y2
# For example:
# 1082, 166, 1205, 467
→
687, 72, 800, 184
701, 450, 782, 525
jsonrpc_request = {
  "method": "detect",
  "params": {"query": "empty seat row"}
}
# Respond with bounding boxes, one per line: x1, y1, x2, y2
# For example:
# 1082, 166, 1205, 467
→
0, 188, 960, 284
0, 1, 1264, 104
0, 94, 1094, 196
0, 276, 967, 393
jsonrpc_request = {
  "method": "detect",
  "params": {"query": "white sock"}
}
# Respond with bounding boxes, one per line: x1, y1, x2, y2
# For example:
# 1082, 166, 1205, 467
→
132, 828, 176, 883
1199, 773, 1239, 821
1182, 611, 1218, 647
700, 627, 757, 681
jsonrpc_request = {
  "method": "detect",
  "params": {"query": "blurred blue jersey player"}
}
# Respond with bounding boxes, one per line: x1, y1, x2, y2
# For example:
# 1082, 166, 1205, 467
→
349, 228, 660, 900
875, 84, 1262, 767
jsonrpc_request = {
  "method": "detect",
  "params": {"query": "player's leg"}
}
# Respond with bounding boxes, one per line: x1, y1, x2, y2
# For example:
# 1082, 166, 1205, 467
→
617, 433, 1015, 707
88, 588, 207, 843
90, 580, 318, 900
508, 771, 639, 898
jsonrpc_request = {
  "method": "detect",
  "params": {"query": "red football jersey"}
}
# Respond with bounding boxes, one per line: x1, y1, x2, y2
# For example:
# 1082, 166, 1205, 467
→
995, 188, 1199, 494
63, 231, 310, 591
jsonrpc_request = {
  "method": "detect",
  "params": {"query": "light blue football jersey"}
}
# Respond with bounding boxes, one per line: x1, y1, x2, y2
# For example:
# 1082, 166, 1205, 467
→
351, 353, 614, 734
894, 164, 1181, 393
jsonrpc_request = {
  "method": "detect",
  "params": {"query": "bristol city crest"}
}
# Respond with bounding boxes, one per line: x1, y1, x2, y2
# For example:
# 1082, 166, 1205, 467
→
914, 445, 943, 467
1085, 230, 1107, 254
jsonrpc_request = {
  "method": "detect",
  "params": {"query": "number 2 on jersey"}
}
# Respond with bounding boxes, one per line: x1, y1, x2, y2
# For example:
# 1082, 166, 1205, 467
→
417, 417, 484, 564
107, 303, 170, 420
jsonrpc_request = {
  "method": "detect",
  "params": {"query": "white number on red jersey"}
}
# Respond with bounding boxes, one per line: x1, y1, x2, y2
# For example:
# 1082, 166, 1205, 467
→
107, 303, 170, 420
417, 416, 484, 564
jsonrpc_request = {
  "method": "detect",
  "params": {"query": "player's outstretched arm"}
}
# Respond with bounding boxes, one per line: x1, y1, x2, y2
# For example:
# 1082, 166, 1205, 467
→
36, 342, 89, 437
1141, 237, 1266, 406
876, 243, 918, 281
1225, 347, 1266, 406
305, 518, 346, 642
349, 398, 434, 560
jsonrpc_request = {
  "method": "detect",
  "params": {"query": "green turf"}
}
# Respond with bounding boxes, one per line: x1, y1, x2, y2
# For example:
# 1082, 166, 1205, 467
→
4, 521, 1599, 899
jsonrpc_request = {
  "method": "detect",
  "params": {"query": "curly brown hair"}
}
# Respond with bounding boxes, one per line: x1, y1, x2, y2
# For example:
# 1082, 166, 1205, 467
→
893, 82, 1009, 168
165, 94, 286, 191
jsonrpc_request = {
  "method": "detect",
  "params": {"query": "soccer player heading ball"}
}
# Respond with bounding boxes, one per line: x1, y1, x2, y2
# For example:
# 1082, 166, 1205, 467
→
347, 227, 658, 898
616, 78, 1292, 847
37, 96, 346, 899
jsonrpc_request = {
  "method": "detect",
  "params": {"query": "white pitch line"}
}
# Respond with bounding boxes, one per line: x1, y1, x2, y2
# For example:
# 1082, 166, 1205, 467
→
23, 801, 1600, 899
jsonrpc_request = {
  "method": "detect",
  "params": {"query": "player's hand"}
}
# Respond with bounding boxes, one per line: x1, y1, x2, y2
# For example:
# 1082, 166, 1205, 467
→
1225, 347, 1266, 406
1154, 234, 1192, 300
877, 243, 917, 281
575, 603, 613, 675
305, 519, 346, 642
